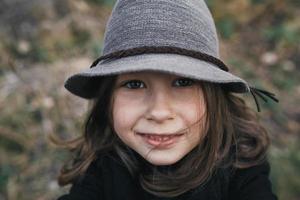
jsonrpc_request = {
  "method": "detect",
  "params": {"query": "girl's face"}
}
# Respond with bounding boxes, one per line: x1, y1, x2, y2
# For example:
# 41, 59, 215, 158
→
111, 71, 207, 166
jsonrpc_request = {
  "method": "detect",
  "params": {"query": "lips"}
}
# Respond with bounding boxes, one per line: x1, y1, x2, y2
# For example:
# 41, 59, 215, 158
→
137, 132, 184, 147
138, 133, 183, 140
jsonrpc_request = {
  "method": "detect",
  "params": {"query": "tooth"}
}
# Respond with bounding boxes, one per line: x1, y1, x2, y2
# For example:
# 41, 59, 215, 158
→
150, 135, 160, 141
162, 137, 168, 141
145, 134, 178, 142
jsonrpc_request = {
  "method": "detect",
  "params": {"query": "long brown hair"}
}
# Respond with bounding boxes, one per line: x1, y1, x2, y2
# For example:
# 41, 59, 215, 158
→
51, 75, 270, 197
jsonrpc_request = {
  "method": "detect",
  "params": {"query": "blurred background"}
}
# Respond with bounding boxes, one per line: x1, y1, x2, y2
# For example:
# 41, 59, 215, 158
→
0, 0, 299, 199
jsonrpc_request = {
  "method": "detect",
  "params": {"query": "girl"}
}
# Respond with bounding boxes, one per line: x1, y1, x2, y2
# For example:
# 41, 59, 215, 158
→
56, 0, 279, 199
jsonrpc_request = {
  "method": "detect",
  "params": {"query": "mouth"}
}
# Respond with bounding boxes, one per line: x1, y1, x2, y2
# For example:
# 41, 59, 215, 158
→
137, 132, 184, 147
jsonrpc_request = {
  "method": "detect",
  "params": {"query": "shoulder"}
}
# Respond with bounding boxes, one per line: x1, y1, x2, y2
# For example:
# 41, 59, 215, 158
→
227, 159, 278, 200
230, 160, 270, 183
78, 151, 127, 183
57, 152, 126, 200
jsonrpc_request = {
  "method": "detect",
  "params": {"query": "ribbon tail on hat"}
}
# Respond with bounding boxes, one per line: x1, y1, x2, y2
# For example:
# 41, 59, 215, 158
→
249, 86, 279, 112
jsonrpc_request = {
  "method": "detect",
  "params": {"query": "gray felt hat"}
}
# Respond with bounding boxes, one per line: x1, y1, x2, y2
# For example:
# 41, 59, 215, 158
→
64, 0, 278, 111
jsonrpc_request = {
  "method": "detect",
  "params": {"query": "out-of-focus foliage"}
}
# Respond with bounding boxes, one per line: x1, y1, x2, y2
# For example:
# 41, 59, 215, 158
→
0, 0, 299, 199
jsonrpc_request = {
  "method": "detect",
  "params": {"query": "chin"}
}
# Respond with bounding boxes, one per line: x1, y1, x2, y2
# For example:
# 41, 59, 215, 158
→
145, 155, 182, 166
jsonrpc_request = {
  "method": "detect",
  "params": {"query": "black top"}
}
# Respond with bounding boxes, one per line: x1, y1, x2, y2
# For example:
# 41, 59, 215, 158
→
57, 152, 278, 200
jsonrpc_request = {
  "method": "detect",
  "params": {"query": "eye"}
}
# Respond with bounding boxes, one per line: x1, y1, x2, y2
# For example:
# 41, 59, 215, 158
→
173, 78, 195, 87
122, 80, 145, 89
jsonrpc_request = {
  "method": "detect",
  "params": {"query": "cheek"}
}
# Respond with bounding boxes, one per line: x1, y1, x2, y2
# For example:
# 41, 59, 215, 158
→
175, 90, 207, 141
176, 90, 206, 122
112, 93, 144, 133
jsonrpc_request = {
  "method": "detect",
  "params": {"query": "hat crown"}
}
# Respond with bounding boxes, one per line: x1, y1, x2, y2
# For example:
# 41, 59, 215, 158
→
102, 0, 220, 58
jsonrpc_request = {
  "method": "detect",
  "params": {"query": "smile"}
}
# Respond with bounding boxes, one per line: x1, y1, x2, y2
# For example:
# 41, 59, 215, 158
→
137, 132, 184, 147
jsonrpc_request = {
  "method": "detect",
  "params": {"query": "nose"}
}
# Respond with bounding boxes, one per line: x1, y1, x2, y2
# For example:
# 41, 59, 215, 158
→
145, 89, 174, 123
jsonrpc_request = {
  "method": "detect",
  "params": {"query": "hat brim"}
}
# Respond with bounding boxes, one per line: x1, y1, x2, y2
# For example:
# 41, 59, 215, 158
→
64, 53, 250, 99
